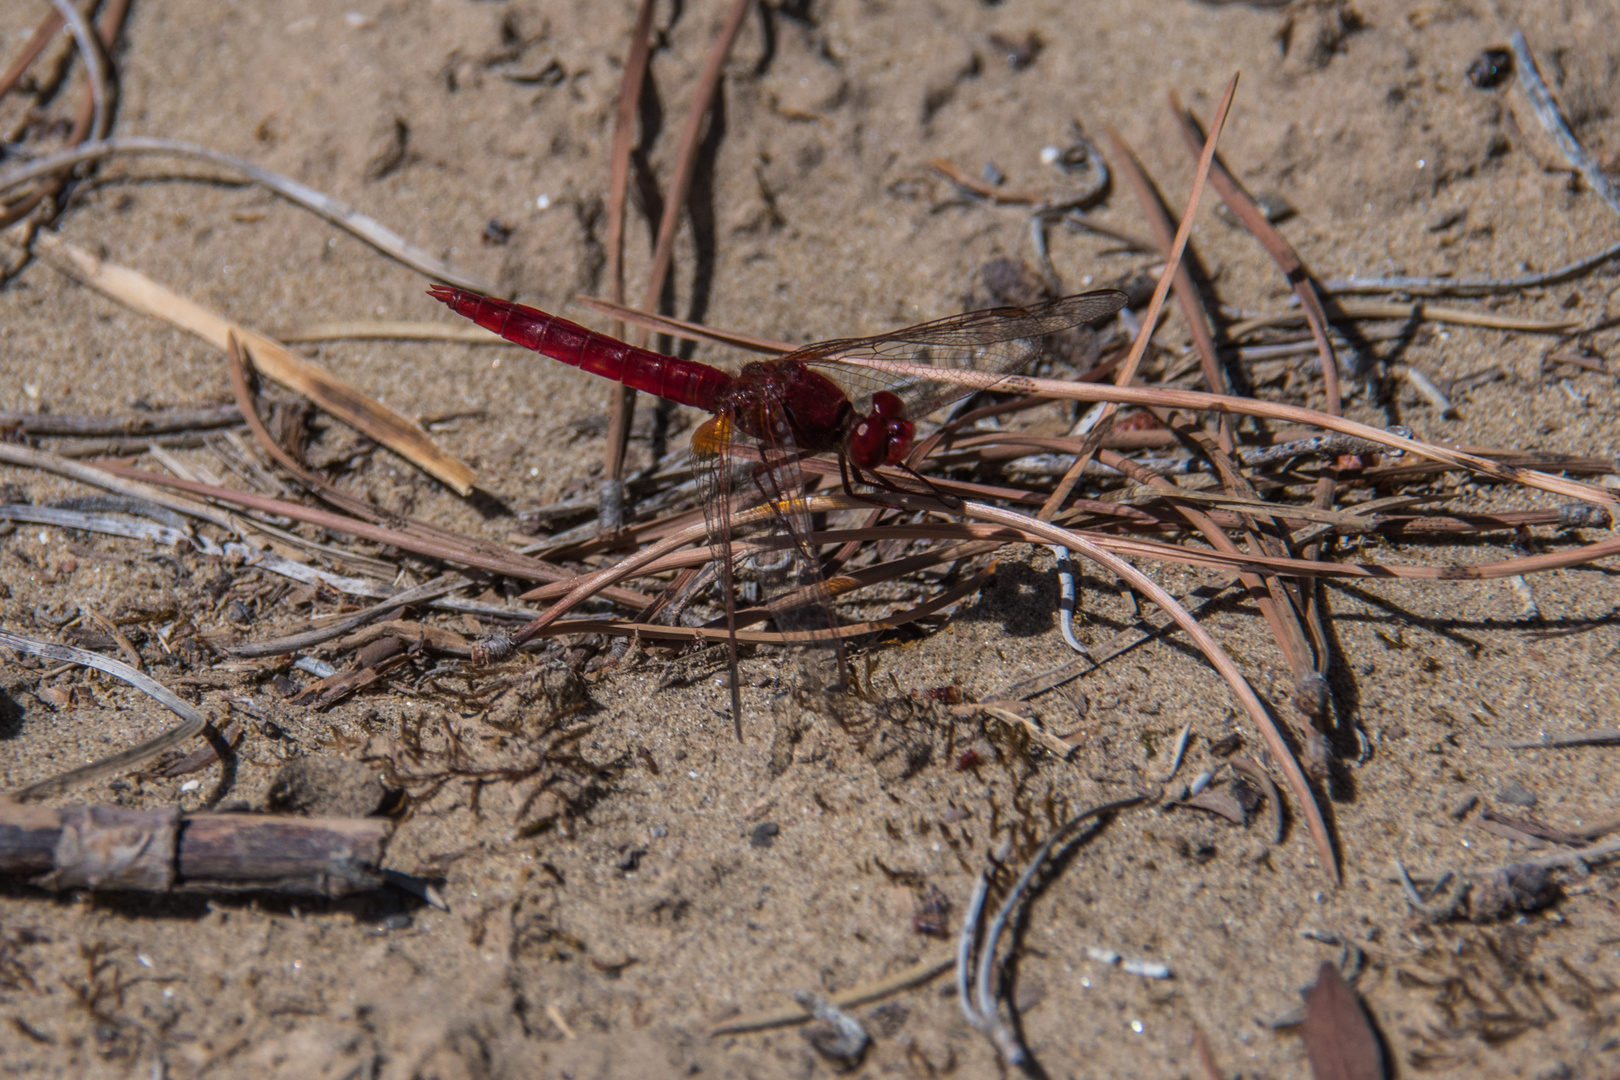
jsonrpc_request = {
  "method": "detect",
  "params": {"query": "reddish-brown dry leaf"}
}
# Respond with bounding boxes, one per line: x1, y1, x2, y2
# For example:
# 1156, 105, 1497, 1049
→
1191, 1026, 1223, 1080
1302, 962, 1384, 1080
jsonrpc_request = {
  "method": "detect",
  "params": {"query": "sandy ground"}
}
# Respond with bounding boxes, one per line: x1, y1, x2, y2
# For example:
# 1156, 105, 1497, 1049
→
3, 0, 1620, 1076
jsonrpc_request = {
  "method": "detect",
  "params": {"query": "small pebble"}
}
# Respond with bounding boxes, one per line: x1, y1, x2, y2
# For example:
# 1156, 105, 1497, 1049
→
481, 219, 513, 246
1215, 192, 1295, 227
1498, 781, 1538, 808
1466, 47, 1513, 89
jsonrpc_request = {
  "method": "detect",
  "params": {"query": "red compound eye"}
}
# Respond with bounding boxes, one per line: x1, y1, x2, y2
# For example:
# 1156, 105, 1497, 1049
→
848, 417, 885, 469
848, 393, 914, 469
870, 391, 904, 420
883, 418, 914, 464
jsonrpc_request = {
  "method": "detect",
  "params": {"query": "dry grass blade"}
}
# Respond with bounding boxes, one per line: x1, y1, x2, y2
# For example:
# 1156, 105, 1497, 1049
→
0, 403, 242, 437
831, 358, 1618, 510
524, 525, 997, 600
596, 0, 660, 527
1101, 125, 1225, 399
0, 136, 493, 291
1226, 301, 1579, 335
1192, 1026, 1224, 1080
708, 956, 953, 1036
275, 321, 509, 345
1302, 961, 1385, 1080
47, 0, 110, 144
971, 703, 1075, 758
224, 333, 576, 590
605, 0, 659, 341
511, 510, 724, 642
238, 332, 479, 496
1037, 75, 1237, 524
0, 441, 230, 529
1093, 527, 1620, 581
964, 796, 1148, 1064
228, 575, 465, 658
1169, 93, 1340, 414
928, 157, 1045, 204
573, 293, 795, 355
0, 0, 129, 234
1127, 488, 1382, 529
1102, 113, 1327, 761
604, 0, 755, 509
526, 571, 989, 652
1456, 835, 1620, 876
1111, 79, 1235, 393
524, 491, 1620, 652
515, 491, 985, 610
962, 500, 1340, 883
1488, 730, 1620, 750
32, 233, 478, 496
1326, 239, 1620, 296
84, 462, 650, 604
630, 0, 754, 346
226, 331, 421, 524
0, 630, 210, 802
83, 609, 143, 672
1511, 31, 1620, 220
0, 7, 65, 100
1113, 430, 1317, 691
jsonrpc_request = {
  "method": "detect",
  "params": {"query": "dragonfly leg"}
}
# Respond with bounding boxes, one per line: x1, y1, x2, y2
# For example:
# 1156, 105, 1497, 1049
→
842, 451, 961, 511
838, 455, 907, 510
837, 452, 867, 501
892, 461, 963, 510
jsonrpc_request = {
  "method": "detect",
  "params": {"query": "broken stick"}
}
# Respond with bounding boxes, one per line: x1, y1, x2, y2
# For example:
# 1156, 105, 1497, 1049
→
0, 802, 390, 897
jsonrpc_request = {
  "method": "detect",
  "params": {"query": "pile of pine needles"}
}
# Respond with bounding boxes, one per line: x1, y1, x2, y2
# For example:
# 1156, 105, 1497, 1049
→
3, 7, 1620, 1075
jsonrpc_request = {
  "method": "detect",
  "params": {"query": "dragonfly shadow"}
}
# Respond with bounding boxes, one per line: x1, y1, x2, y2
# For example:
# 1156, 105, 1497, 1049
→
0, 686, 23, 739
463, 487, 515, 520
956, 559, 1059, 639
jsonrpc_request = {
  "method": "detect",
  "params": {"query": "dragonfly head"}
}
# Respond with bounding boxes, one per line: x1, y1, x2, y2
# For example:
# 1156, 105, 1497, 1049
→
847, 391, 915, 469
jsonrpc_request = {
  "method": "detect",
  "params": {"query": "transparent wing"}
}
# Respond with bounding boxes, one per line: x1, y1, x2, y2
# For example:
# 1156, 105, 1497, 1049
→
693, 403, 845, 735
797, 289, 1127, 416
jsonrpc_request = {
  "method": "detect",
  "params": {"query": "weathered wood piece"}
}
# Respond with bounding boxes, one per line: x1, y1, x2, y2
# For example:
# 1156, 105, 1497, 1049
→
0, 802, 391, 896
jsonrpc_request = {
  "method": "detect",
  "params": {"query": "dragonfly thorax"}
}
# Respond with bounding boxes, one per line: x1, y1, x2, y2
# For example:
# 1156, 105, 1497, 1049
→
722, 358, 854, 456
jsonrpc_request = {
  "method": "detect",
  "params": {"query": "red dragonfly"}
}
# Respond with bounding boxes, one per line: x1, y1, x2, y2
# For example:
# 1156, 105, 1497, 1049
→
429, 284, 1127, 728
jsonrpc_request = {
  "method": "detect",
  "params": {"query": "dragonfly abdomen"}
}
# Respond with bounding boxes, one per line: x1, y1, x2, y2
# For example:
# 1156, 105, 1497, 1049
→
428, 286, 731, 412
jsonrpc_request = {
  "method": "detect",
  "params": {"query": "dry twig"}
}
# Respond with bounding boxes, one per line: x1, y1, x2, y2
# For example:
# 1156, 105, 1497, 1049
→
0, 630, 211, 801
